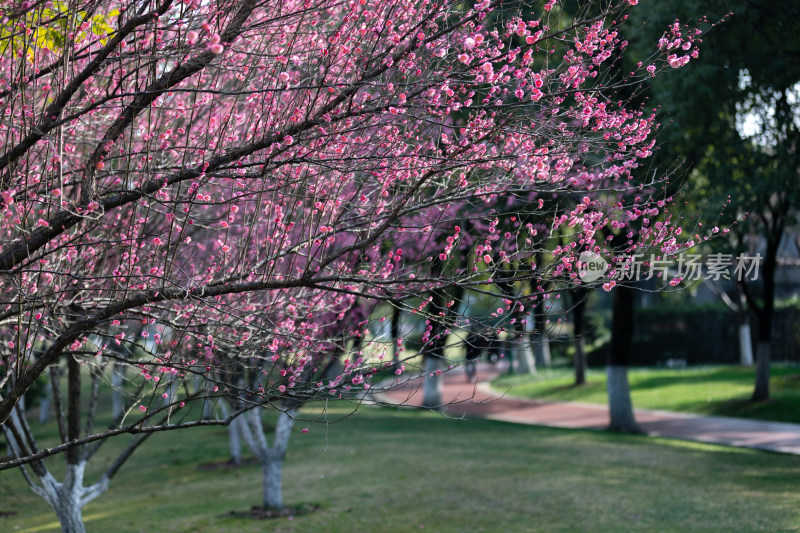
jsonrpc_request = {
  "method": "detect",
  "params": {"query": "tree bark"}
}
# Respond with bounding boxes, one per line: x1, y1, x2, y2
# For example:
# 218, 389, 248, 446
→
6, 397, 25, 458
607, 285, 642, 434
38, 374, 52, 424
533, 297, 550, 366
421, 282, 463, 409
572, 289, 588, 386
262, 409, 296, 510
422, 356, 443, 409
111, 363, 125, 420
738, 321, 754, 366
54, 501, 86, 533
752, 342, 771, 402
606, 366, 640, 434
52, 465, 87, 533
227, 406, 242, 465
391, 303, 401, 365
515, 326, 536, 374
750, 235, 777, 402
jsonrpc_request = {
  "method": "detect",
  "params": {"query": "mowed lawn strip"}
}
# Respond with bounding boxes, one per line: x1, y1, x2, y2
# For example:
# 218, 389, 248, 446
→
3, 404, 800, 532
492, 364, 800, 424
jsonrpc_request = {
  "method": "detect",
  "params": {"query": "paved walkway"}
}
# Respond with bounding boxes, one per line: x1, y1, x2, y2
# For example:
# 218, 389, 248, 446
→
379, 366, 800, 455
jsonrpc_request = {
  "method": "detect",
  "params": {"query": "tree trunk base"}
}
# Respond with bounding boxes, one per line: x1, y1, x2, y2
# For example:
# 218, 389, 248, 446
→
422, 357, 443, 409
751, 342, 771, 403
606, 365, 643, 435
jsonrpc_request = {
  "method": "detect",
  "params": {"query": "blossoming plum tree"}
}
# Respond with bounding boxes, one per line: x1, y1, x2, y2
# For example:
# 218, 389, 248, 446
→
0, 0, 705, 530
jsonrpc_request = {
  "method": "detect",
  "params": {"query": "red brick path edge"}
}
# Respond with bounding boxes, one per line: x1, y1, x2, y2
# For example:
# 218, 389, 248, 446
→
376, 366, 800, 455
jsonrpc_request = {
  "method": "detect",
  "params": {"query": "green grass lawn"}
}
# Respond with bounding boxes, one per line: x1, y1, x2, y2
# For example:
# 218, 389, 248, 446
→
492, 364, 800, 424
4, 404, 800, 532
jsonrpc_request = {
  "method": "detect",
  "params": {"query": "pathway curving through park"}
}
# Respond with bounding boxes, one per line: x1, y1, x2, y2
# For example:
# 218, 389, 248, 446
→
378, 366, 800, 455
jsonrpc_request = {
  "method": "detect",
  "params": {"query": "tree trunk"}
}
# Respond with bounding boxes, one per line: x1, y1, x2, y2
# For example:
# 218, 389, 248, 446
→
111, 364, 125, 420
262, 451, 285, 510
607, 285, 642, 434
6, 397, 25, 458
514, 319, 536, 375
533, 332, 551, 367
228, 409, 243, 465
606, 366, 640, 434
202, 385, 214, 420
750, 235, 777, 402
752, 342, 771, 402
51, 463, 90, 533
574, 336, 587, 386
422, 356, 442, 409
53, 493, 86, 533
391, 304, 401, 365
39, 374, 52, 424
533, 297, 551, 367
161, 373, 174, 407
262, 409, 296, 510
572, 289, 588, 386
738, 320, 754, 366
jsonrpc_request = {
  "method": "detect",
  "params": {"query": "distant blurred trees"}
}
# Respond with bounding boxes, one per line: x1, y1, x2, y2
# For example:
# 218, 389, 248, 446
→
627, 0, 800, 401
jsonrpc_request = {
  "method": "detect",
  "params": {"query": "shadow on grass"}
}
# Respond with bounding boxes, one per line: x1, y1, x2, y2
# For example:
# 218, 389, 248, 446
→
225, 502, 322, 520
198, 457, 260, 471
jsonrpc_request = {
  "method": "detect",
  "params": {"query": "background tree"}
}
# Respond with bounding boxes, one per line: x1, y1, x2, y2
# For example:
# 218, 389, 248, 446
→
626, 0, 800, 401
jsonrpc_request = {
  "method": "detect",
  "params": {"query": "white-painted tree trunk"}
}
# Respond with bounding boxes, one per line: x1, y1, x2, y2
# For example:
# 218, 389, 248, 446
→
52, 473, 87, 533
262, 409, 296, 509
161, 373, 175, 407
515, 330, 536, 375
738, 323, 754, 366
238, 407, 298, 510
111, 364, 125, 420
262, 451, 284, 510
202, 382, 214, 420
5, 399, 25, 458
229, 416, 243, 465
39, 375, 52, 424
39, 462, 109, 533
422, 357, 442, 409
4, 393, 109, 533
533, 332, 551, 367
222, 404, 242, 465
606, 366, 641, 434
